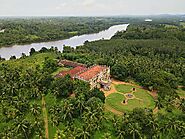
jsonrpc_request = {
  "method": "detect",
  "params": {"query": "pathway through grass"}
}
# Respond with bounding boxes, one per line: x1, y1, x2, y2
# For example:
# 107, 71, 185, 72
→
104, 80, 155, 114
42, 95, 49, 139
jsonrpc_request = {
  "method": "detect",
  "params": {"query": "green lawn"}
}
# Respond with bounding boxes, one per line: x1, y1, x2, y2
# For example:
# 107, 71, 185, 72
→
115, 84, 135, 93
1, 52, 58, 69
134, 88, 155, 108
106, 93, 126, 112
124, 99, 145, 111
106, 84, 155, 112
52, 66, 71, 76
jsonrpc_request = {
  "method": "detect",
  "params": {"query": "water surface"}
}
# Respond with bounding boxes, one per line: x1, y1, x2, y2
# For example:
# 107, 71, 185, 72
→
0, 24, 129, 59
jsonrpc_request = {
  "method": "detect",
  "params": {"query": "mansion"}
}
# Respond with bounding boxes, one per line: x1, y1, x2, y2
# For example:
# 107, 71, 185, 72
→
57, 60, 111, 90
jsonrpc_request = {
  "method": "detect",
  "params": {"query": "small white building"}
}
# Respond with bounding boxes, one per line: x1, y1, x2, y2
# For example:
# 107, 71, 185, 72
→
0, 29, 5, 33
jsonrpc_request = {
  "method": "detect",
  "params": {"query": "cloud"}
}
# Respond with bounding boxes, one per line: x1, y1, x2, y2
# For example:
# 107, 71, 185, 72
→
82, 0, 95, 7
56, 3, 67, 10
0, 0, 185, 16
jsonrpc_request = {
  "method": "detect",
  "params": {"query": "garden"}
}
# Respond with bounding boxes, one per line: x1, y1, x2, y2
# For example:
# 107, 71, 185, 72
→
105, 83, 155, 113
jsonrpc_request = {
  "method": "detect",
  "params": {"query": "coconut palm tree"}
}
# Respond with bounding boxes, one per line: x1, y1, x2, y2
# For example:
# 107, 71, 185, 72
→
112, 115, 120, 130
14, 119, 31, 139
54, 130, 66, 139
147, 118, 160, 138
1, 127, 15, 139
103, 133, 112, 139
62, 101, 74, 121
128, 123, 142, 139
34, 118, 44, 139
75, 94, 85, 115
155, 98, 164, 110
30, 103, 41, 116
77, 127, 90, 139
117, 129, 126, 139
49, 105, 62, 126
179, 98, 185, 112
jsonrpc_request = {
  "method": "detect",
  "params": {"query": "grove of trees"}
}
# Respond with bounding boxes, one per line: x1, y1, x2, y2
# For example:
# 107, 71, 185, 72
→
1, 18, 185, 138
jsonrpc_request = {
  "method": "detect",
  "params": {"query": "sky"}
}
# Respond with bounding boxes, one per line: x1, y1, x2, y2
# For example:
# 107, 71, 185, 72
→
0, 0, 185, 16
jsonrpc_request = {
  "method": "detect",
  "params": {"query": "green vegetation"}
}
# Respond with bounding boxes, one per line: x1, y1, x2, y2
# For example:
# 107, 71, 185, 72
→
1, 16, 184, 48
177, 88, 185, 98
0, 17, 129, 47
106, 93, 126, 112
68, 24, 185, 99
59, 20, 185, 138
106, 84, 155, 112
1, 51, 58, 69
180, 22, 185, 28
0, 49, 106, 138
1, 47, 185, 139
51, 67, 70, 76
113, 23, 185, 41
115, 84, 135, 93
1, 16, 185, 138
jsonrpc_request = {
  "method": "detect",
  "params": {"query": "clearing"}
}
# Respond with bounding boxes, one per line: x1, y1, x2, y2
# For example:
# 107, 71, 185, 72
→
104, 80, 156, 114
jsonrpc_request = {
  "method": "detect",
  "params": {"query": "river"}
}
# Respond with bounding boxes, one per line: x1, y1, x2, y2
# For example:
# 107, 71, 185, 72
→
0, 24, 129, 60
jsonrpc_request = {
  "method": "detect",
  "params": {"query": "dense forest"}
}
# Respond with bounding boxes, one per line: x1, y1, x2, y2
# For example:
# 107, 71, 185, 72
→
1, 48, 185, 139
0, 17, 185, 139
112, 23, 185, 41
0, 15, 184, 48
61, 22, 185, 137
65, 23, 185, 91
0, 17, 131, 47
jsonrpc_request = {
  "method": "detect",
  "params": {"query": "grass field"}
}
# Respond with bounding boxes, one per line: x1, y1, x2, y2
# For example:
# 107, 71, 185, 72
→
44, 93, 57, 139
106, 93, 155, 112
52, 66, 71, 76
106, 84, 155, 112
1, 52, 58, 69
115, 84, 135, 93
106, 93, 126, 112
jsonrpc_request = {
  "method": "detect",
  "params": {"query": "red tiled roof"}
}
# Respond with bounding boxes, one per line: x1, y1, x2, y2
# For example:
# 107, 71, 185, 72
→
58, 60, 86, 68
77, 65, 107, 81
57, 66, 87, 78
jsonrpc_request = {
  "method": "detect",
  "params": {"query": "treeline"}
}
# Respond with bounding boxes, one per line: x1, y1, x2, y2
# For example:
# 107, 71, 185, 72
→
62, 24, 185, 102
0, 63, 51, 138
1, 16, 184, 48
0, 49, 105, 138
113, 23, 185, 41
51, 107, 185, 139
1, 54, 185, 139
0, 17, 122, 47
1, 47, 185, 138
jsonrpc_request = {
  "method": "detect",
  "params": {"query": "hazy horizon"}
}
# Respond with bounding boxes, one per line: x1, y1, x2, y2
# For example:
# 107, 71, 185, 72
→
0, 14, 185, 18
0, 0, 185, 16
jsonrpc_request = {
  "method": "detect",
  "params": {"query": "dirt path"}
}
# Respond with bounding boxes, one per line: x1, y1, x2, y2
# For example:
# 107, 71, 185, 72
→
113, 79, 158, 99
178, 86, 185, 88
42, 96, 49, 139
112, 79, 141, 88
103, 84, 124, 115
102, 84, 117, 97
153, 107, 158, 114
